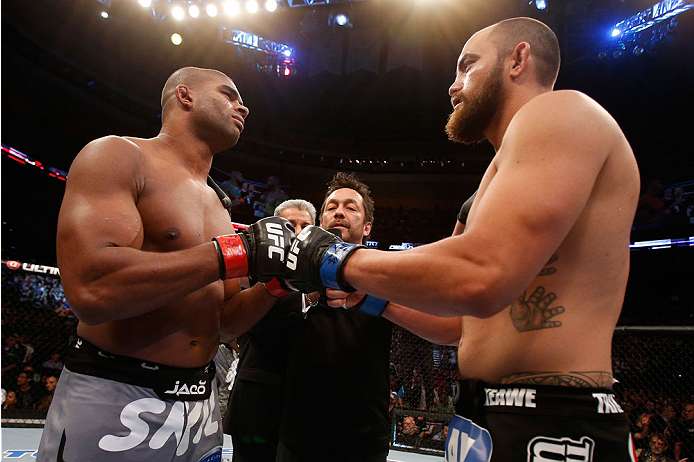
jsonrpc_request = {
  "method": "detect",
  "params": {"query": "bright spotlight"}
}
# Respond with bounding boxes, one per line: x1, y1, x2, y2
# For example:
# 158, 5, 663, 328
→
171, 33, 183, 46
206, 4, 218, 16
172, 6, 185, 20
283, 49, 292, 57
265, 0, 278, 12
189, 4, 200, 18
283, 67, 291, 76
611, 28, 621, 37
100, 11, 109, 18
139, 0, 152, 7
246, 0, 259, 13
534, 0, 547, 10
223, 1, 240, 16
335, 13, 349, 26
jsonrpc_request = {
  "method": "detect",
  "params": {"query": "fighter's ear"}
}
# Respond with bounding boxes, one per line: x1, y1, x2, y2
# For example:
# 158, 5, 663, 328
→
509, 42, 531, 80
175, 84, 193, 110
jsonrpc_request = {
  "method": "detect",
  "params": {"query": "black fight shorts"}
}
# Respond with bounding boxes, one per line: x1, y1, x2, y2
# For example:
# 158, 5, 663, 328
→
445, 381, 637, 462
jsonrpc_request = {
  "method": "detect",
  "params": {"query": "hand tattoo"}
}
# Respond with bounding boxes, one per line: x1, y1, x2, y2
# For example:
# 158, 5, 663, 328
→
538, 254, 558, 276
510, 286, 565, 332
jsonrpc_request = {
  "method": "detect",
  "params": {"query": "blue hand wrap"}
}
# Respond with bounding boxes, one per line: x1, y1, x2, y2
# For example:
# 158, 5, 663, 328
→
319, 242, 358, 290
358, 295, 388, 317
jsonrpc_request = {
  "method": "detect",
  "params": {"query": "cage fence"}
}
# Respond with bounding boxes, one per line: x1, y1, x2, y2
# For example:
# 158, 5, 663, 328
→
2, 260, 692, 457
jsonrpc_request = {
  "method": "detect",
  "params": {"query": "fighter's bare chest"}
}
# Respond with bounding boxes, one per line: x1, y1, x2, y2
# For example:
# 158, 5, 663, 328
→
135, 179, 234, 251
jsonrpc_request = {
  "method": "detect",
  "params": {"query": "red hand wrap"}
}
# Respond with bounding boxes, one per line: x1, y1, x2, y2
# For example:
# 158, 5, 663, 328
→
213, 234, 248, 280
264, 278, 291, 298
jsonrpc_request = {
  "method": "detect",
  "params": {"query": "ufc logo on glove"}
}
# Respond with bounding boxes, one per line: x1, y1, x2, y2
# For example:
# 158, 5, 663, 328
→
265, 222, 287, 260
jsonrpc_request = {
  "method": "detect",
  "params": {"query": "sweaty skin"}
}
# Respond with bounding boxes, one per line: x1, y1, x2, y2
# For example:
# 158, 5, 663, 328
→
57, 70, 278, 368
336, 26, 640, 387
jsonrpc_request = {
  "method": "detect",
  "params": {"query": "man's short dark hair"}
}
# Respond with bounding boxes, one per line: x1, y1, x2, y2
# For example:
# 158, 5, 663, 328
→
320, 172, 375, 226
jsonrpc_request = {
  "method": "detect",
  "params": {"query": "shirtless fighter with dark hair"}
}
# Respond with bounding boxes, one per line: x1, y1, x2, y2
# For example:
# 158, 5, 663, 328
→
37, 67, 295, 462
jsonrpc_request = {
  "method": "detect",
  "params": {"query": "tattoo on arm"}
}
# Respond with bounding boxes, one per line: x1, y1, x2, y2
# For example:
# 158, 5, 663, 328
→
497, 371, 614, 388
510, 255, 564, 332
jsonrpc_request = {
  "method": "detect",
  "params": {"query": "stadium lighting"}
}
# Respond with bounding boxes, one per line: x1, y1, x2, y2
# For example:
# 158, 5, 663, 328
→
535, 0, 547, 10
611, 0, 693, 39
265, 0, 278, 12
246, 0, 259, 13
283, 49, 292, 57
139, 0, 152, 7
171, 33, 183, 45
603, 0, 692, 59
206, 4, 218, 16
172, 5, 185, 20
189, 4, 200, 18
223, 1, 240, 16
335, 13, 349, 26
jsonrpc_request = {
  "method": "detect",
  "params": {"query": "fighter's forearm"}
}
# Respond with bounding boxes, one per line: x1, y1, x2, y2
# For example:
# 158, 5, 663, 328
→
382, 302, 461, 346
220, 282, 279, 339
61, 242, 221, 325
341, 237, 516, 318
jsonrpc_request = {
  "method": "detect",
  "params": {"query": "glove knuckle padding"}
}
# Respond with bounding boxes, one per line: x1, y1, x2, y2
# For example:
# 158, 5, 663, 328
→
245, 216, 296, 281
285, 226, 364, 292
285, 226, 336, 292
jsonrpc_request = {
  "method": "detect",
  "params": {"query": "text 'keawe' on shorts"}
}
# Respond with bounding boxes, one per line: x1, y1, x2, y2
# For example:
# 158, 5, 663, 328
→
445, 381, 637, 462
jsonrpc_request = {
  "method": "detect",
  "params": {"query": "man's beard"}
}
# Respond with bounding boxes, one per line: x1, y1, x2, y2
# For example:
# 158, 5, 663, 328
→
445, 65, 504, 145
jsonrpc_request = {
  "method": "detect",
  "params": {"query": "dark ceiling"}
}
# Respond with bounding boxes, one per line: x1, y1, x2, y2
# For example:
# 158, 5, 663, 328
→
2, 0, 692, 174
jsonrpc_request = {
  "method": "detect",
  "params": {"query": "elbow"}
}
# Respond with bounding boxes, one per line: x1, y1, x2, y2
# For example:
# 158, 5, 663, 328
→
65, 286, 113, 325
453, 266, 511, 318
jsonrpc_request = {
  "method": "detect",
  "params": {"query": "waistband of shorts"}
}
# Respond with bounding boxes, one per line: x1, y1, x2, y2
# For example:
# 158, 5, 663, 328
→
459, 379, 625, 417
65, 337, 216, 391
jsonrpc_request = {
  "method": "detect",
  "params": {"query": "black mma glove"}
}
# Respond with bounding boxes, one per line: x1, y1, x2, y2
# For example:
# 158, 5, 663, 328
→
284, 225, 365, 293
213, 216, 296, 281
457, 190, 478, 225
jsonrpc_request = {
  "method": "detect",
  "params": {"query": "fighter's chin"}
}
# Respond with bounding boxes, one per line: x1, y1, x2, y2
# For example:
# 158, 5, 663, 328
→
221, 132, 241, 150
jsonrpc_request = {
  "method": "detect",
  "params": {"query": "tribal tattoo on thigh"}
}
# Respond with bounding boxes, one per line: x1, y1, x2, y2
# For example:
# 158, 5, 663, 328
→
510, 254, 564, 332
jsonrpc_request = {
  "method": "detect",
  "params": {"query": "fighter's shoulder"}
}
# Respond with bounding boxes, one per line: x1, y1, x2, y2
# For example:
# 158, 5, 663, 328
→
518, 90, 617, 128
510, 90, 620, 143
75, 135, 143, 163
69, 136, 145, 183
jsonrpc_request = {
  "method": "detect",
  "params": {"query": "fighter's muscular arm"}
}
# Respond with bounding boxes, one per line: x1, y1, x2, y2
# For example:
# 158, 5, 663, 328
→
219, 282, 283, 339
341, 91, 614, 317
382, 303, 461, 346
57, 136, 221, 325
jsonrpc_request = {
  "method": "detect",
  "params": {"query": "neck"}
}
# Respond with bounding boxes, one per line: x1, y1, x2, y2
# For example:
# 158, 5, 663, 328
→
156, 128, 214, 180
485, 86, 550, 151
